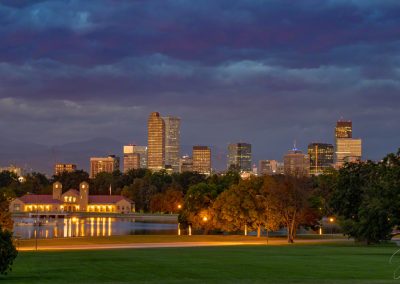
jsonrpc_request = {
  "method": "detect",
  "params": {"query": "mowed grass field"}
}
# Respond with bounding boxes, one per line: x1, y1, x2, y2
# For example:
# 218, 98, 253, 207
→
4, 243, 400, 283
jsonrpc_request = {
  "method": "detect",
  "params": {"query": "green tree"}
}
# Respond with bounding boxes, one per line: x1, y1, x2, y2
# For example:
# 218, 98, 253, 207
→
267, 175, 312, 243
121, 178, 157, 212
331, 150, 400, 244
52, 170, 89, 191
0, 188, 15, 231
212, 177, 277, 237
181, 183, 219, 233
0, 226, 18, 275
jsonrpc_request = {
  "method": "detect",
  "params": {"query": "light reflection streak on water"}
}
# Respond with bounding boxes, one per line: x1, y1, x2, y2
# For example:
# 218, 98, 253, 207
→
13, 217, 178, 239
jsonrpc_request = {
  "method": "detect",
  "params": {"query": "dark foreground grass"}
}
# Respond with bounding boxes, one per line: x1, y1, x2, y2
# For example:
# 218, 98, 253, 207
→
4, 244, 400, 283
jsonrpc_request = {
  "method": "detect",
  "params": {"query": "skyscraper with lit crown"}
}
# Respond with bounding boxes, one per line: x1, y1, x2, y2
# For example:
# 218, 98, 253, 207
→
334, 120, 362, 168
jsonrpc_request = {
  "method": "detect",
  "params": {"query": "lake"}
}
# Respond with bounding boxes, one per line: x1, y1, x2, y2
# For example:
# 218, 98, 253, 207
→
13, 217, 178, 239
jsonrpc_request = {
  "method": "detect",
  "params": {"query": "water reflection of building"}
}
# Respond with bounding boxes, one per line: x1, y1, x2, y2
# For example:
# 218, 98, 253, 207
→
9, 182, 134, 214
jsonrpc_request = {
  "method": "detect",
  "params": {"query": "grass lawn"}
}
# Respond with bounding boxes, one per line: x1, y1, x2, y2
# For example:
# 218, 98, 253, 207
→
4, 243, 400, 283
17, 234, 346, 248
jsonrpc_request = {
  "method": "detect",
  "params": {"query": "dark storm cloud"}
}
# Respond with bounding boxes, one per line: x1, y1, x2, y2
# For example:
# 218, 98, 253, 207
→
0, 0, 399, 170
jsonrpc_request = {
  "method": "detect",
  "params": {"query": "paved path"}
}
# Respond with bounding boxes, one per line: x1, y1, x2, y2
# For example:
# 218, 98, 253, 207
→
19, 238, 351, 251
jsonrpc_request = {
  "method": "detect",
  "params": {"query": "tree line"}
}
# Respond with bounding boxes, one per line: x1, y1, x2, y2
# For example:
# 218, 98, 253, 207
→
1, 148, 400, 244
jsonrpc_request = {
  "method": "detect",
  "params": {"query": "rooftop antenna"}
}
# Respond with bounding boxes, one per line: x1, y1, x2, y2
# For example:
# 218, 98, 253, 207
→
293, 140, 298, 151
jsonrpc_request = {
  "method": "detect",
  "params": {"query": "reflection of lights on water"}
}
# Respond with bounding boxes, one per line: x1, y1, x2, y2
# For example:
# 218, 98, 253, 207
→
97, 218, 100, 236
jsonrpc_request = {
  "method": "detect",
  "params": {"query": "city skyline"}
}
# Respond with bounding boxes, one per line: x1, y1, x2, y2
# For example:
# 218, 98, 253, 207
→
0, 1, 399, 173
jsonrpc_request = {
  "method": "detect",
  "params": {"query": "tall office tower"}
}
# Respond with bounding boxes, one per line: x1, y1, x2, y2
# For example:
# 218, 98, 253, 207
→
335, 138, 362, 168
334, 120, 362, 168
134, 146, 148, 168
147, 112, 165, 171
123, 145, 141, 173
179, 155, 193, 173
54, 163, 77, 175
335, 120, 352, 138
227, 143, 252, 172
90, 155, 120, 178
163, 116, 181, 173
259, 160, 279, 175
307, 143, 334, 175
283, 148, 310, 177
192, 146, 211, 175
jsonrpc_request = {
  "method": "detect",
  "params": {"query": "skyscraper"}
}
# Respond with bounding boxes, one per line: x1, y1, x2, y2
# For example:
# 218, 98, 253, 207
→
192, 146, 211, 175
259, 160, 279, 175
123, 145, 141, 173
90, 155, 120, 178
134, 146, 148, 169
147, 112, 165, 171
227, 143, 252, 172
179, 155, 193, 173
307, 143, 334, 175
54, 163, 77, 175
283, 148, 310, 177
335, 138, 362, 168
335, 120, 352, 138
163, 116, 181, 173
334, 120, 362, 168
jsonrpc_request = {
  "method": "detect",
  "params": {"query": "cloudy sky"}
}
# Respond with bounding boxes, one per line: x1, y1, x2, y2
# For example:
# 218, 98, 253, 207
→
0, 0, 399, 166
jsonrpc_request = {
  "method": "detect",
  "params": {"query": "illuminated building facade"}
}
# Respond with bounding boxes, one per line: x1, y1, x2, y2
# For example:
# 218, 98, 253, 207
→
259, 160, 280, 175
335, 138, 362, 168
335, 120, 352, 138
179, 155, 193, 173
192, 146, 211, 175
283, 148, 310, 177
0, 165, 23, 176
307, 143, 334, 175
334, 120, 362, 168
54, 163, 77, 175
148, 112, 165, 171
134, 146, 148, 169
227, 143, 252, 172
9, 182, 133, 214
123, 145, 141, 172
163, 116, 181, 173
90, 155, 120, 178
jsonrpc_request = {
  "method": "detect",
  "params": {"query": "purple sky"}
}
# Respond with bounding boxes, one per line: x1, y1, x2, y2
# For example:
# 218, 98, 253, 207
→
0, 0, 399, 165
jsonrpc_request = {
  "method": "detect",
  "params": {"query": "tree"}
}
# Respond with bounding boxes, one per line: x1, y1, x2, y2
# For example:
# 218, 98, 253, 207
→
267, 175, 311, 243
0, 188, 15, 231
180, 183, 219, 233
149, 187, 183, 213
121, 178, 157, 212
212, 177, 278, 237
331, 150, 400, 244
52, 170, 89, 191
0, 226, 18, 275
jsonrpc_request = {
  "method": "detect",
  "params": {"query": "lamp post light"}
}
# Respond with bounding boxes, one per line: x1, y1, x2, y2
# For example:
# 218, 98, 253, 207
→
329, 217, 335, 235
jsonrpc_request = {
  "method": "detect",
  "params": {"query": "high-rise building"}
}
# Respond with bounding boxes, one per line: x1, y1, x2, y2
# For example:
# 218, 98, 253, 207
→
54, 163, 77, 175
0, 165, 23, 176
283, 148, 310, 177
259, 160, 279, 175
335, 138, 362, 168
192, 146, 211, 175
335, 120, 352, 138
307, 143, 334, 175
148, 112, 165, 171
227, 143, 252, 172
123, 145, 141, 173
90, 155, 120, 178
163, 116, 181, 173
179, 155, 193, 173
334, 120, 362, 168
